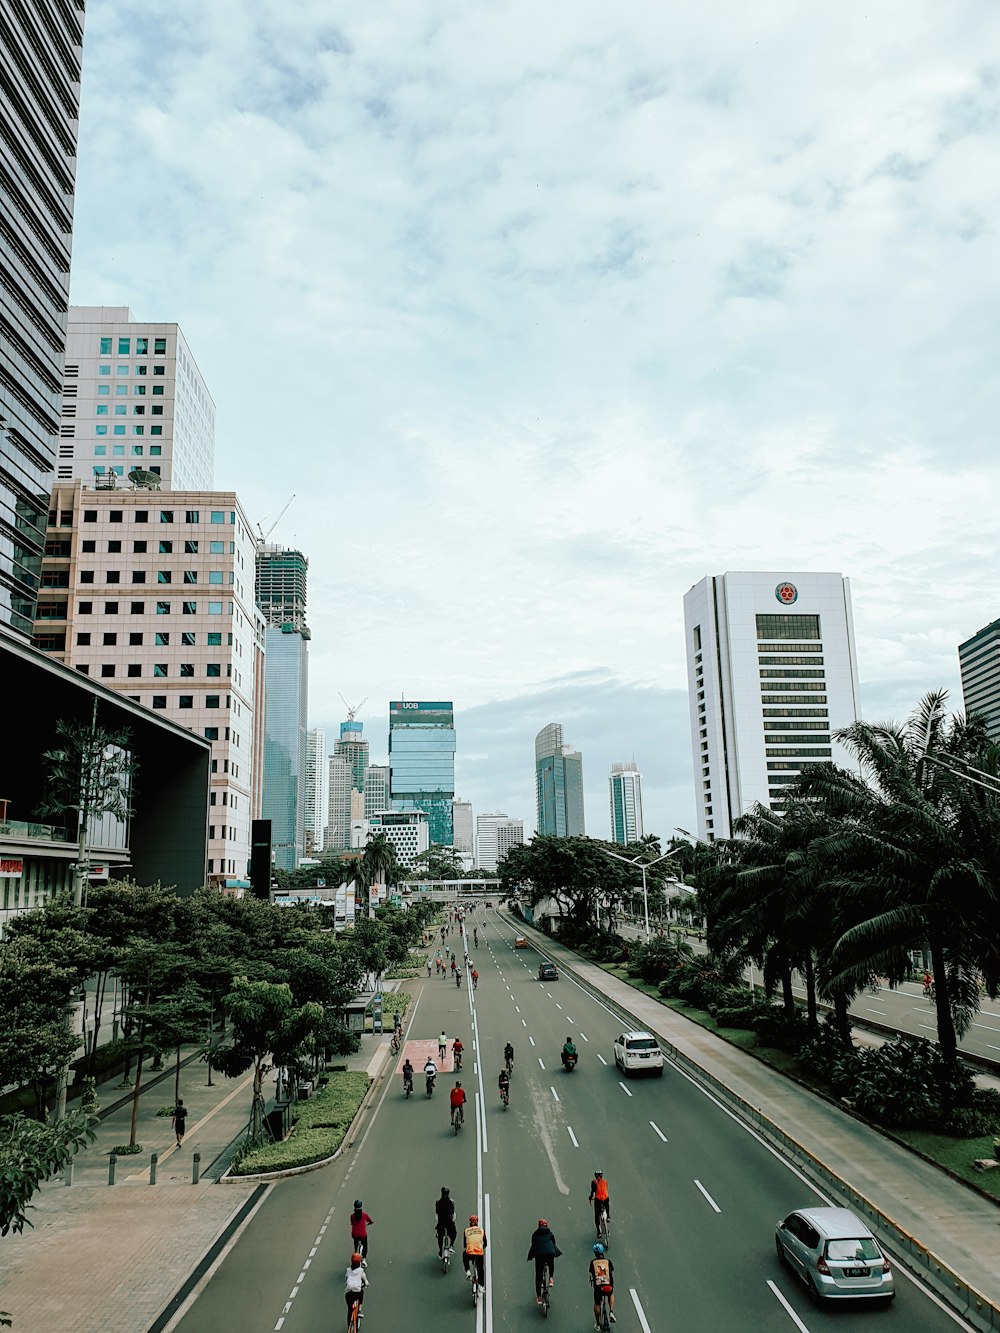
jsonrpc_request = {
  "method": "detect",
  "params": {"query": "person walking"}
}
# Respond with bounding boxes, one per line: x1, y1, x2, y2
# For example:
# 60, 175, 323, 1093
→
171, 1098, 188, 1147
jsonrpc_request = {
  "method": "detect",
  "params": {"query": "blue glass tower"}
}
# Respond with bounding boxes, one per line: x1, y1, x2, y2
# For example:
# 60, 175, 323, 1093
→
535, 723, 585, 837
389, 701, 456, 846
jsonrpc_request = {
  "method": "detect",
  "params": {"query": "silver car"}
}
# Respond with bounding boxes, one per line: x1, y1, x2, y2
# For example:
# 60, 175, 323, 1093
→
775, 1207, 894, 1304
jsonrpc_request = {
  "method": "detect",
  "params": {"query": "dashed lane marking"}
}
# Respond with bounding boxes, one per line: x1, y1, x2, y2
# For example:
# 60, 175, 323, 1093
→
567, 1125, 579, 1148
551, 1087, 559, 1102
630, 1289, 654, 1333
650, 1121, 668, 1142
618, 1081, 633, 1098
695, 1179, 721, 1213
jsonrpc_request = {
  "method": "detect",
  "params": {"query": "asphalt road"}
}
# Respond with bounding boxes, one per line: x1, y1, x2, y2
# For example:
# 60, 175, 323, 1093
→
175, 910, 976, 1332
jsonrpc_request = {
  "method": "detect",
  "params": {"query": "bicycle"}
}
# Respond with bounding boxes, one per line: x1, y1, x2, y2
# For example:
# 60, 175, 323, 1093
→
452, 1104, 464, 1135
470, 1261, 482, 1307
538, 1259, 552, 1318
347, 1294, 363, 1333
500, 1085, 509, 1110
454, 1051, 463, 1072
596, 1289, 612, 1332
438, 1232, 452, 1273
597, 1206, 610, 1249
505, 1055, 514, 1078
390, 1031, 401, 1056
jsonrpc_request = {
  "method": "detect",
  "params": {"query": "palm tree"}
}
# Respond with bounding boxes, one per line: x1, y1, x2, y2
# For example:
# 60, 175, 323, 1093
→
359, 832, 398, 913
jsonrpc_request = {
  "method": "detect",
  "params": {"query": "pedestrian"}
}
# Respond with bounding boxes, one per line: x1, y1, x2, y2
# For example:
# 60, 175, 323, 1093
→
171, 1098, 188, 1147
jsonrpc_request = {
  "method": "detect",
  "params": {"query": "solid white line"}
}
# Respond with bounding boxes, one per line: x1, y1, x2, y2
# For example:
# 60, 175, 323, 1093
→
650, 1121, 667, 1142
618, 1081, 633, 1098
482, 1191, 493, 1333
596, 1053, 608, 1066
766, 1279, 811, 1331
551, 1087, 559, 1102
694, 1179, 721, 1213
629, 1288, 653, 1333
567, 1125, 579, 1147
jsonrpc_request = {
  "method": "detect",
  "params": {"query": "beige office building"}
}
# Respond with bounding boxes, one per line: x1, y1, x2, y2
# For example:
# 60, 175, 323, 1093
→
33, 480, 262, 885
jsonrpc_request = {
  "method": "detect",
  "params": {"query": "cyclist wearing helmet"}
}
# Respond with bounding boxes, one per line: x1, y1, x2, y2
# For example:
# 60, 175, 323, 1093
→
435, 1186, 456, 1256
345, 1252, 369, 1319
463, 1213, 487, 1285
350, 1200, 374, 1260
589, 1169, 610, 1232
504, 1041, 514, 1074
589, 1242, 616, 1322
498, 1066, 511, 1104
526, 1218, 562, 1303
450, 1080, 467, 1125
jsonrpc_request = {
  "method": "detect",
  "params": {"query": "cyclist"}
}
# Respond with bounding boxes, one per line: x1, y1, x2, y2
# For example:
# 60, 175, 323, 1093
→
450, 956, 456, 975
402, 1057, 414, 1096
589, 1170, 610, 1234
471, 967, 479, 989
450, 1080, 467, 1127
452, 1037, 464, 1070
438, 1031, 448, 1062
344, 1253, 369, 1322
435, 1186, 457, 1257
455, 967, 463, 988
349, 1200, 374, 1260
473, 928, 479, 946
426, 958, 433, 978
463, 1214, 487, 1286
561, 1035, 578, 1069
498, 1067, 511, 1105
394, 1010, 403, 1037
504, 1041, 515, 1075
526, 1218, 562, 1304
589, 1242, 616, 1323
424, 1055, 437, 1097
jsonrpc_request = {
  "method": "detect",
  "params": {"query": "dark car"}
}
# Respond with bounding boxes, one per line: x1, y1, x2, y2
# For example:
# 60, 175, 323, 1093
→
538, 961, 559, 981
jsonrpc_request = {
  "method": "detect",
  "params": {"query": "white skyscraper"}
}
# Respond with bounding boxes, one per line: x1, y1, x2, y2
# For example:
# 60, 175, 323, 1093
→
476, 812, 525, 872
327, 755, 354, 851
303, 728, 326, 855
452, 799, 474, 863
684, 572, 860, 840
364, 764, 390, 818
609, 763, 644, 845
60, 308, 215, 491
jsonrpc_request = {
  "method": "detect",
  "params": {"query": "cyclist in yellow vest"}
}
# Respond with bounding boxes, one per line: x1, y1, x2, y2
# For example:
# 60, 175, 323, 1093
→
463, 1214, 487, 1286
589, 1243, 616, 1323
589, 1169, 611, 1234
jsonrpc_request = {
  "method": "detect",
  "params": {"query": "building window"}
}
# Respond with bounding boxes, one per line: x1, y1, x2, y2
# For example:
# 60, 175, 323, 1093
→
209, 541, 224, 554
185, 540, 198, 553
151, 406, 163, 416
96, 405, 108, 416
118, 337, 130, 355
179, 696, 193, 709
106, 571, 120, 584
99, 364, 110, 376
150, 426, 163, 435
133, 406, 145, 416
101, 664, 115, 678
152, 695, 167, 709
76, 632, 91, 646
153, 664, 167, 677
152, 384, 164, 395
208, 601, 222, 614
127, 664, 141, 678
205, 695, 220, 708
185, 511, 199, 523
210, 511, 224, 524
155, 632, 169, 646
204, 727, 219, 740
95, 426, 108, 437
113, 427, 126, 436
102, 632, 117, 646
209, 571, 223, 585
207, 632, 222, 646
131, 571, 146, 584
115, 405, 127, 416
180, 664, 194, 677
150, 446, 161, 456
80, 571, 94, 584
181, 631, 196, 646
207, 663, 221, 677
78, 601, 93, 614
136, 337, 148, 355
104, 601, 119, 614
183, 601, 197, 614
76, 664, 90, 675
133, 540, 147, 553
156, 601, 170, 615
159, 540, 173, 554
83, 510, 97, 523
130, 601, 144, 614
154, 338, 166, 354
157, 571, 171, 584
134, 384, 146, 396
135, 510, 148, 523
117, 365, 128, 376
184, 571, 197, 584
129, 632, 143, 645
136, 364, 147, 376
100, 337, 112, 355
107, 540, 122, 553
160, 511, 173, 523
116, 384, 128, 396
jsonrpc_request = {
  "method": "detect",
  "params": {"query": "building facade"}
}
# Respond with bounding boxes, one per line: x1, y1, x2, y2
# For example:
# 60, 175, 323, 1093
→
255, 546, 308, 629
326, 754, 354, 852
475, 812, 525, 871
59, 308, 215, 491
959, 619, 1000, 742
354, 808, 429, 869
303, 727, 326, 854
683, 572, 861, 840
389, 700, 456, 845
452, 798, 474, 864
363, 763, 389, 818
1, 1, 85, 635
609, 762, 644, 845
535, 723, 585, 837
31, 481, 259, 882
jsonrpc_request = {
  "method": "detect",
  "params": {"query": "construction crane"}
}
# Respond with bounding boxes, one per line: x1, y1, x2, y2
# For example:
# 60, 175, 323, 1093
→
338, 693, 369, 721
256, 494, 296, 545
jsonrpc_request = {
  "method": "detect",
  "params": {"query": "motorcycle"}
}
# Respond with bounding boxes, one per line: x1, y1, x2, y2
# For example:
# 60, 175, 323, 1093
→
560, 1049, 578, 1072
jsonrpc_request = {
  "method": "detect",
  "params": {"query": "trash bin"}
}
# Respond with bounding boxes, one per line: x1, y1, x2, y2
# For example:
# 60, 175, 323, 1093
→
266, 1100, 292, 1142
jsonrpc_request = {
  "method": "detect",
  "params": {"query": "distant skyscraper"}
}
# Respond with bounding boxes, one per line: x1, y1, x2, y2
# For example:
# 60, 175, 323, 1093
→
476, 813, 525, 871
257, 546, 310, 871
335, 717, 369, 791
59, 308, 215, 491
684, 572, 860, 840
1, 2, 85, 634
364, 763, 390, 818
609, 762, 644, 845
452, 799, 474, 860
389, 701, 456, 845
959, 619, 1000, 742
303, 728, 326, 855
326, 754, 354, 851
535, 723, 585, 837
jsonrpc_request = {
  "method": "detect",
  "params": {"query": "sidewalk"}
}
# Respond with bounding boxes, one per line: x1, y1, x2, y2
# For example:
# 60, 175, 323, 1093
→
0, 1037, 388, 1333
525, 920, 1000, 1324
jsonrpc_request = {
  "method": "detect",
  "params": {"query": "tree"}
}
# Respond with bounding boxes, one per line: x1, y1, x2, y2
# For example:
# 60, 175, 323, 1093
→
408, 844, 464, 880
213, 979, 323, 1141
0, 940, 79, 1119
0, 1112, 96, 1237
499, 836, 633, 934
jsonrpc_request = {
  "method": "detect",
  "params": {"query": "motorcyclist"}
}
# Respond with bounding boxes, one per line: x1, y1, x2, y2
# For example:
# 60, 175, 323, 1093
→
561, 1035, 578, 1068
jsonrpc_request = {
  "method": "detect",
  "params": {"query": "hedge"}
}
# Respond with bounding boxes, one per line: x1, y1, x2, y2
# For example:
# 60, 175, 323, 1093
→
230, 1070, 371, 1176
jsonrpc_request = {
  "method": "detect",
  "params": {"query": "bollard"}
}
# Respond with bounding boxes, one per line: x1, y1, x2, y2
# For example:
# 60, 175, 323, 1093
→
192, 1151, 201, 1185
149, 1150, 158, 1185
108, 1153, 117, 1186
64, 1159, 74, 1186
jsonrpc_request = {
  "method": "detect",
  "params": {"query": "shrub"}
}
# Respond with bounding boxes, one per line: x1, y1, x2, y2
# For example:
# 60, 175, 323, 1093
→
936, 1099, 1000, 1139
229, 1071, 370, 1176
380, 993, 410, 1017
848, 1036, 977, 1129
797, 1022, 857, 1086
714, 1003, 767, 1031
79, 1076, 99, 1115
752, 1008, 808, 1052
111, 1143, 142, 1155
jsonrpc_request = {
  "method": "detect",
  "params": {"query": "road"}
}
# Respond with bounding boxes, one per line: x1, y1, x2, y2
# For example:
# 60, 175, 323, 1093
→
175, 910, 975, 1332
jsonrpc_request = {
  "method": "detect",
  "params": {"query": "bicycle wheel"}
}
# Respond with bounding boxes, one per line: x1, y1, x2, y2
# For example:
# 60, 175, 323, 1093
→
599, 1211, 610, 1248
453, 1108, 461, 1135
600, 1294, 612, 1332
347, 1298, 360, 1333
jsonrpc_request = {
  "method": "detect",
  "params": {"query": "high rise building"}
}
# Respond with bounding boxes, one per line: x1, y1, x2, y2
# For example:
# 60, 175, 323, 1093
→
31, 482, 261, 884
452, 799, 474, 862
609, 762, 644, 845
475, 812, 525, 871
535, 723, 585, 837
303, 727, 326, 855
389, 701, 456, 846
363, 764, 389, 818
335, 717, 369, 791
359, 808, 429, 869
959, 619, 1000, 742
58, 308, 215, 491
256, 546, 310, 872
326, 754, 354, 852
684, 572, 860, 840
1, 2, 85, 635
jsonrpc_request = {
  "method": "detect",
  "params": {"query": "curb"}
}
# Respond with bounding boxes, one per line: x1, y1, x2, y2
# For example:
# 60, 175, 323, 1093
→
510, 916, 1000, 1333
220, 1042, 392, 1184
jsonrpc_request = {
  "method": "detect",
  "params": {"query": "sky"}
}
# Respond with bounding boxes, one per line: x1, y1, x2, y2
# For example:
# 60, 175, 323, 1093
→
68, 1, 1000, 837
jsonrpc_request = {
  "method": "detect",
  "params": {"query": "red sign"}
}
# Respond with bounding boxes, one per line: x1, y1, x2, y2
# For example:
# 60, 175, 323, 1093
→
775, 582, 798, 605
0, 858, 24, 877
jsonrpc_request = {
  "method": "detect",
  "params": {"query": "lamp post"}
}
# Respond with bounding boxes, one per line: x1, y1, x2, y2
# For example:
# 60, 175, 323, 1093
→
603, 845, 686, 939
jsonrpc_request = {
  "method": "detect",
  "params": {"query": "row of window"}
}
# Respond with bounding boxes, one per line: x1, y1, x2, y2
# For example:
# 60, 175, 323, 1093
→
758, 656, 824, 666
76, 600, 234, 615
94, 445, 162, 455
95, 426, 163, 436
96, 405, 164, 415
76, 631, 229, 646
97, 383, 164, 395
82, 510, 235, 524
99, 364, 165, 377
98, 336, 167, 355
80, 540, 233, 554
79, 570, 231, 585
765, 747, 832, 758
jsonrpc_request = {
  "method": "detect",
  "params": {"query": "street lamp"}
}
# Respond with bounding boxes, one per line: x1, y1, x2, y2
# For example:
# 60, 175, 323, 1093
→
602, 845, 686, 939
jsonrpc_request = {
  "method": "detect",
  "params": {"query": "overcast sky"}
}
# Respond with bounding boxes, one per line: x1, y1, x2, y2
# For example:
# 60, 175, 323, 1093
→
69, 2, 1000, 836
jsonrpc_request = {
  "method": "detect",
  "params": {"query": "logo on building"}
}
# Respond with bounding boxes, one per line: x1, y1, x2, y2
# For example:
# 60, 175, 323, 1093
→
775, 582, 798, 605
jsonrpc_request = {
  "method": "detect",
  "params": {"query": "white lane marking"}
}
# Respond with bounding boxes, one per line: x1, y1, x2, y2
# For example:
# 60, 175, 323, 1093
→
483, 1191, 493, 1333
766, 1280, 811, 1331
529, 1036, 536, 1047
918, 1022, 936, 1031
579, 1032, 589, 1042
596, 1053, 608, 1066
522, 1018, 527, 1027
515, 1005, 521, 1012
989, 1045, 1000, 1053
567, 1125, 579, 1148
555, 1003, 563, 1010
629, 1288, 653, 1333
545, 991, 552, 997
618, 1081, 633, 1098
650, 1121, 667, 1142
538, 1058, 546, 1069
694, 1178, 721, 1213
864, 1008, 886, 1016
551, 1087, 560, 1102
567, 1017, 575, 1023
972, 1020, 1000, 1033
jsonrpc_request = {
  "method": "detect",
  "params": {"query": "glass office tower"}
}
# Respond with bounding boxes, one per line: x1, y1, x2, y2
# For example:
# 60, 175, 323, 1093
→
535, 723, 586, 837
389, 701, 456, 846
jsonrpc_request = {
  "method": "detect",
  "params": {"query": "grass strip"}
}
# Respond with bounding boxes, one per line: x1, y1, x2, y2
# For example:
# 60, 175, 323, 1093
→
230, 1071, 371, 1176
